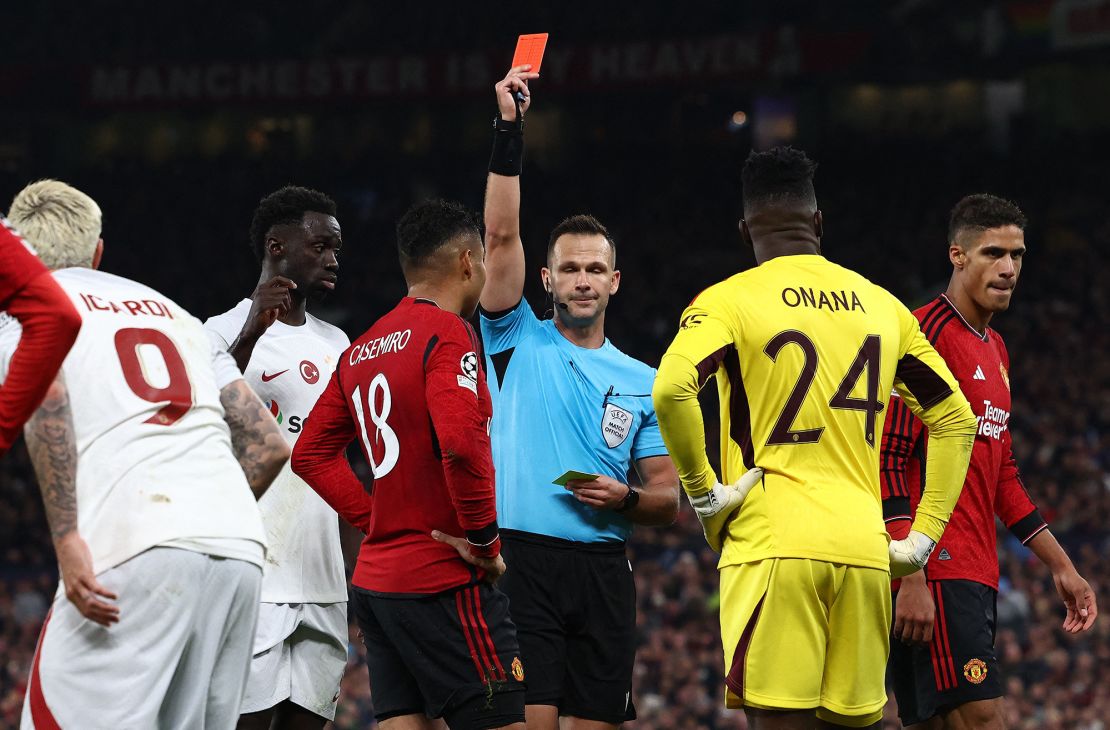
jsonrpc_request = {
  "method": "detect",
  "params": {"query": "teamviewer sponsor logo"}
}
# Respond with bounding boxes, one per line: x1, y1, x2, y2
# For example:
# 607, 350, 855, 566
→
975, 399, 1010, 441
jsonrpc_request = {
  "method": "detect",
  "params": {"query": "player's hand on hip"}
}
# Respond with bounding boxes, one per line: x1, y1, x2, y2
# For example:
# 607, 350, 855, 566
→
687, 467, 763, 553
565, 475, 629, 510
55, 532, 119, 627
244, 276, 297, 337
495, 66, 539, 121
888, 530, 936, 579
1053, 566, 1098, 633
431, 530, 507, 583
893, 571, 934, 644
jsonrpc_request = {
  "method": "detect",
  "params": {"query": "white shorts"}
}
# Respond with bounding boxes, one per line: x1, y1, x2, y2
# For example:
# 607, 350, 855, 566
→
21, 547, 262, 730
240, 601, 348, 720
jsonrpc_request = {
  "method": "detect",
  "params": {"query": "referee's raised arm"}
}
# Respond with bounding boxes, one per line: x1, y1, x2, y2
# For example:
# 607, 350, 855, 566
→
480, 65, 537, 313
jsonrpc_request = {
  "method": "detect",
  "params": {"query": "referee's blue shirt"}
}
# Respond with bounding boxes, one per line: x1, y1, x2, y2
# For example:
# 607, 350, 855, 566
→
480, 299, 668, 543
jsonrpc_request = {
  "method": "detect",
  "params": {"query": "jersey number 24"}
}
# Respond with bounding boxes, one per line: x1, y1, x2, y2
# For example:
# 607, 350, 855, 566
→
765, 331, 885, 447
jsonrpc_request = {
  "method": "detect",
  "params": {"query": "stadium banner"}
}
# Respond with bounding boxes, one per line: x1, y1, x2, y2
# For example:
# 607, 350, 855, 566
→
79, 32, 870, 108
1051, 0, 1110, 49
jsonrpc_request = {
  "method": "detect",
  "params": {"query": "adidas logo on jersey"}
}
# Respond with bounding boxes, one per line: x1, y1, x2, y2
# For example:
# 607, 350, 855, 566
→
938, 548, 952, 560
973, 365, 986, 381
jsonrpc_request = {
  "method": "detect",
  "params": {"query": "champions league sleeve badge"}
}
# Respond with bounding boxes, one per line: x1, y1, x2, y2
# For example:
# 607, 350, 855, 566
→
457, 351, 479, 394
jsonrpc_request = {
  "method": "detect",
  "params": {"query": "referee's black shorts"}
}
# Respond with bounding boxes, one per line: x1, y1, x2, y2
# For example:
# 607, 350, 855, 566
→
889, 578, 1003, 726
499, 529, 637, 724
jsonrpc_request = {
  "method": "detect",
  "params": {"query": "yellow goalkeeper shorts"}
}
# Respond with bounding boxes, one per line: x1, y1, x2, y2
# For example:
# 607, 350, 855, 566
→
720, 558, 890, 727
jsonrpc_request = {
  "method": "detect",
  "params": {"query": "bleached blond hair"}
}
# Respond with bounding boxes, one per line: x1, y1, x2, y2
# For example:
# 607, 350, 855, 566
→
8, 179, 102, 270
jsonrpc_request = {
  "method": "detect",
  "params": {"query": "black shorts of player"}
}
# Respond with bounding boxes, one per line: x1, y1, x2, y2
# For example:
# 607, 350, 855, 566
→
889, 579, 1004, 726
498, 529, 637, 724
352, 582, 526, 730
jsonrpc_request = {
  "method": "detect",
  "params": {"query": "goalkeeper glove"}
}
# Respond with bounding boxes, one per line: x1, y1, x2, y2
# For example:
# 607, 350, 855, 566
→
688, 467, 763, 553
888, 531, 936, 578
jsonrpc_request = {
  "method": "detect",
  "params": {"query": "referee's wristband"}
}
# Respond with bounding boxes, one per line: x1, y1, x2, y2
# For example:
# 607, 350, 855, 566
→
489, 116, 524, 177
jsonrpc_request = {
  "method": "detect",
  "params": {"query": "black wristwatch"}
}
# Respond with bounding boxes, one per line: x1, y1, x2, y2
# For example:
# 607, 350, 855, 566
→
614, 486, 640, 513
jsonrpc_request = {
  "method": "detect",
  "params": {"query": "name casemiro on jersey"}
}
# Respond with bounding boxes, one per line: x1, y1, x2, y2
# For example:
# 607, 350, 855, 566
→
349, 329, 411, 364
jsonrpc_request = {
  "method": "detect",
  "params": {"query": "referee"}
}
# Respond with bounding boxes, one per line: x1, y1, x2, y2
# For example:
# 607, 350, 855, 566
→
476, 65, 680, 729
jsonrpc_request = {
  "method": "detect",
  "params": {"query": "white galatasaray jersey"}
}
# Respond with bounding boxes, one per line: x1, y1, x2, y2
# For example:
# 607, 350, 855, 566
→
205, 298, 350, 603
0, 268, 266, 575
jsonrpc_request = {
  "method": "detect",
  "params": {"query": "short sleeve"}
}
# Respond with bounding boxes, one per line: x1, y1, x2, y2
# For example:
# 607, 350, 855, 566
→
210, 346, 242, 389
206, 326, 231, 351
631, 401, 668, 461
479, 298, 542, 355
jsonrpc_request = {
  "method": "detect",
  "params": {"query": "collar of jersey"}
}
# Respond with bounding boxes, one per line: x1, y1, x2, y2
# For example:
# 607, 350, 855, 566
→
543, 319, 612, 354
939, 294, 990, 343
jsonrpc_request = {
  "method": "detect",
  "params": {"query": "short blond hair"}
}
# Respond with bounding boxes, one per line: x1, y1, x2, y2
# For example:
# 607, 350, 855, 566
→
8, 179, 102, 270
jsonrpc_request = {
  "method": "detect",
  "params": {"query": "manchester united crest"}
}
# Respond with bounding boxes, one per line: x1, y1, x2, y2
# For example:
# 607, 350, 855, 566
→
999, 363, 1010, 391
511, 656, 524, 682
963, 658, 988, 685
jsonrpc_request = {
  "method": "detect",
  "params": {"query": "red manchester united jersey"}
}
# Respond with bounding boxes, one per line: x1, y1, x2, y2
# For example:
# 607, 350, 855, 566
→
292, 297, 499, 595
881, 295, 1045, 589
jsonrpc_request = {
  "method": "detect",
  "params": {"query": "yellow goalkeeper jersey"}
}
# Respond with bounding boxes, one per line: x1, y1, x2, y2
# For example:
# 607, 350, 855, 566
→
653, 254, 976, 570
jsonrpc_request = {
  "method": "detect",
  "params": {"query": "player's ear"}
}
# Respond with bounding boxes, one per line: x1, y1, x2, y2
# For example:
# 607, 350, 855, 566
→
813, 210, 824, 241
91, 238, 104, 270
266, 235, 284, 258
461, 247, 474, 278
949, 243, 965, 269
610, 269, 621, 295
739, 219, 753, 249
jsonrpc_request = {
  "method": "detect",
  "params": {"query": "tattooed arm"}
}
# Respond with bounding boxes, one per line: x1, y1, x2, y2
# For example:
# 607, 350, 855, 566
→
219, 378, 290, 499
23, 372, 119, 626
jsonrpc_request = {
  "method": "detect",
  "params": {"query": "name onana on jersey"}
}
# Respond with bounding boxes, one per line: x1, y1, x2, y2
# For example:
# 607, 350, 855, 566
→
781, 287, 866, 313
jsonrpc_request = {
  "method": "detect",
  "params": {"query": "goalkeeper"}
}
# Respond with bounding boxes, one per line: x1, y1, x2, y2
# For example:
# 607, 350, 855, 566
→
652, 147, 977, 729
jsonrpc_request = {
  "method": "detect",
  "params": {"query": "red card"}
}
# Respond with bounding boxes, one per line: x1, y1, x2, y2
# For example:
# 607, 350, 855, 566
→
511, 33, 549, 75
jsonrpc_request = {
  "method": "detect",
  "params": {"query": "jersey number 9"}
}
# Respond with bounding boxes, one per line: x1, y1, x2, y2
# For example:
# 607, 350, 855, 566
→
114, 327, 194, 426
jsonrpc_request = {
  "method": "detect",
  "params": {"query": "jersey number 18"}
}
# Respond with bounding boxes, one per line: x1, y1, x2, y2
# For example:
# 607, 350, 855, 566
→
351, 373, 400, 478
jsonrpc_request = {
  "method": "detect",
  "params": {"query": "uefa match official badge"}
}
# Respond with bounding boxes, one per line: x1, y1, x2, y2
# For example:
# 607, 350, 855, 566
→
602, 402, 633, 448
963, 658, 988, 684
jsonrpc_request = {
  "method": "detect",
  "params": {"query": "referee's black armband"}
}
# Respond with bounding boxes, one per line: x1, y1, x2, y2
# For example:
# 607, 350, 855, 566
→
489, 117, 524, 176
1009, 509, 1049, 545
883, 496, 912, 523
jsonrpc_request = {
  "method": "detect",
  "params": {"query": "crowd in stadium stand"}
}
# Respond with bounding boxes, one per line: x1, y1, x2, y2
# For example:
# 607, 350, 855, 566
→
1, 129, 1106, 728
